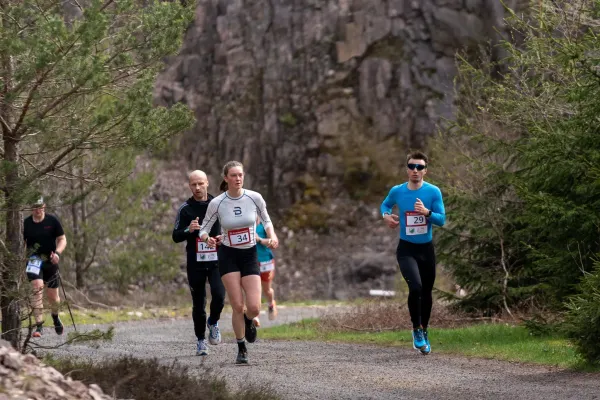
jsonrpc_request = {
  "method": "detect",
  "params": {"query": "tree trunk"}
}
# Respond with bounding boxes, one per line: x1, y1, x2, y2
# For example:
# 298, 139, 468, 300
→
70, 163, 88, 289
1, 176, 23, 349
1, 137, 23, 349
70, 170, 82, 288
0, 0, 22, 349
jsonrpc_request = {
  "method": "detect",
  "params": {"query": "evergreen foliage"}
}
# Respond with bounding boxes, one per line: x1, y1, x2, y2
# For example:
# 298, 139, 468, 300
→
435, 0, 600, 314
563, 262, 600, 365
0, 0, 195, 348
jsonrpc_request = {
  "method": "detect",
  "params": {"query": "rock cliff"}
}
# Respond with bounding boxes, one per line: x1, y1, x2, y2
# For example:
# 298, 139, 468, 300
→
155, 0, 524, 208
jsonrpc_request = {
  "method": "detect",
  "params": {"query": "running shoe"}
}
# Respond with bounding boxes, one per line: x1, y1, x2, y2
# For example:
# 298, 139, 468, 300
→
252, 316, 261, 328
196, 339, 209, 356
236, 342, 248, 364
268, 301, 278, 320
207, 321, 221, 345
244, 314, 257, 343
32, 323, 43, 338
412, 328, 427, 351
52, 314, 64, 335
421, 331, 431, 355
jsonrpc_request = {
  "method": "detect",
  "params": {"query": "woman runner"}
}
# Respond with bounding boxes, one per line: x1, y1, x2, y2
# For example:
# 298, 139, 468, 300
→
199, 161, 279, 364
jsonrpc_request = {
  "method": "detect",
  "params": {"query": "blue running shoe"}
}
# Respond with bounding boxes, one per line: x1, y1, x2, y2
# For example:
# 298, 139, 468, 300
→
421, 331, 431, 355
207, 321, 221, 345
196, 339, 209, 356
412, 328, 426, 351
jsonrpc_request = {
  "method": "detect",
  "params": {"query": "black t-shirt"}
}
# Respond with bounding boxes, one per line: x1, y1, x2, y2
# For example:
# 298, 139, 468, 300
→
23, 214, 65, 258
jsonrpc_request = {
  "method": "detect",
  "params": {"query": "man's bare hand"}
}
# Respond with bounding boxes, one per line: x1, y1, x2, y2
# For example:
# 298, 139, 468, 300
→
50, 252, 60, 265
383, 214, 400, 229
414, 198, 429, 216
189, 217, 200, 232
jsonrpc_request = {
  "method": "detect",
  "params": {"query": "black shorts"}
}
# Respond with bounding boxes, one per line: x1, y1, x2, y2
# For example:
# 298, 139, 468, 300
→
26, 261, 60, 289
217, 245, 259, 277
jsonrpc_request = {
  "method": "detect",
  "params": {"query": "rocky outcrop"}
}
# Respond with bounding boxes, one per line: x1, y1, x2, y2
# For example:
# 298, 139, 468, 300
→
0, 340, 112, 400
154, 0, 524, 208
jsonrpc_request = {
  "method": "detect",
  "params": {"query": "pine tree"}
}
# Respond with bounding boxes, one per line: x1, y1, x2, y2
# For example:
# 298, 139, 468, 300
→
435, 0, 600, 314
0, 0, 194, 349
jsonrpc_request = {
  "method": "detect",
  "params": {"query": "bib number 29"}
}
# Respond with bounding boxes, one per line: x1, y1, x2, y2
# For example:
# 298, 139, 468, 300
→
407, 215, 425, 225
405, 211, 428, 236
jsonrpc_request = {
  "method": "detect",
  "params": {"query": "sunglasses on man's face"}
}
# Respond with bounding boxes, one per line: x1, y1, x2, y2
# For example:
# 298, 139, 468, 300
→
407, 163, 427, 171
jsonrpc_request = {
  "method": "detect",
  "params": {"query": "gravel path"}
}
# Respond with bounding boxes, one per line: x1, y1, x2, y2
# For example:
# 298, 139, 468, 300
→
38, 305, 600, 400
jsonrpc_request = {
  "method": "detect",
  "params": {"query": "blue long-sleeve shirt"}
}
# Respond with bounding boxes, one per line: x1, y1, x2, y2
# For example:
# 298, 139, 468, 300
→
380, 182, 446, 244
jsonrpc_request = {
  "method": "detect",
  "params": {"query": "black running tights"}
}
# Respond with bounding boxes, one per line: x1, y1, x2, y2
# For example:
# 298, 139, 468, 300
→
396, 240, 436, 330
187, 264, 225, 340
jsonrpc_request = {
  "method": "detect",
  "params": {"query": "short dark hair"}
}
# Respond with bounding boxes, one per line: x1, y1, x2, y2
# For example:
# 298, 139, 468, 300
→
406, 151, 428, 165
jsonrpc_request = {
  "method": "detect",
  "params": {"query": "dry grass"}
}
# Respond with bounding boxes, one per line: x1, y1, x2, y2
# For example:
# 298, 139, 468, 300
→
48, 356, 280, 400
319, 299, 504, 332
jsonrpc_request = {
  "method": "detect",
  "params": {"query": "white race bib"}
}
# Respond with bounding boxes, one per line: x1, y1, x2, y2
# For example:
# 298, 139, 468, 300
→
196, 239, 218, 262
406, 211, 428, 236
259, 259, 275, 273
228, 228, 251, 246
26, 257, 42, 275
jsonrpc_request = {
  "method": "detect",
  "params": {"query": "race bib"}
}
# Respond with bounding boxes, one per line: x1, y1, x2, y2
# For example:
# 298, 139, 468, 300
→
196, 239, 218, 262
406, 211, 428, 236
228, 227, 251, 246
259, 259, 275, 273
26, 256, 42, 275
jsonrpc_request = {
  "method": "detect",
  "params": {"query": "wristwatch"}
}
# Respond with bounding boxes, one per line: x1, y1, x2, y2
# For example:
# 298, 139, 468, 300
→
427, 210, 432, 217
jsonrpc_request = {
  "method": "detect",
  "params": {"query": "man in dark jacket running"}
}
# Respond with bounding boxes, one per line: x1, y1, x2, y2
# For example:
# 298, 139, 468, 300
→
172, 170, 225, 356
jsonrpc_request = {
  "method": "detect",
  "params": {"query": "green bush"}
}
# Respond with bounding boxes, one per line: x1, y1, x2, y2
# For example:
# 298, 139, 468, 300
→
435, 0, 600, 314
47, 356, 280, 400
563, 262, 600, 365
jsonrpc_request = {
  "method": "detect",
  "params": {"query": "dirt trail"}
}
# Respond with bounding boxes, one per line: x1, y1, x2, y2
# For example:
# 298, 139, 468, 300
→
39, 305, 600, 400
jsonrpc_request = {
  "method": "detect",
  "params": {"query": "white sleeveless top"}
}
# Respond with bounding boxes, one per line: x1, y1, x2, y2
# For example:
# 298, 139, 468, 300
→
199, 189, 273, 249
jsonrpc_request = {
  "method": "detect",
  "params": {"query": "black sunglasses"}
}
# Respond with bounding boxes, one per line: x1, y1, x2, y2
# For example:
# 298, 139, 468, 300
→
407, 163, 427, 171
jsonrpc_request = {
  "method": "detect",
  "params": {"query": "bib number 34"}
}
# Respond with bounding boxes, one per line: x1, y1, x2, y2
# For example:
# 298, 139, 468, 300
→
228, 228, 251, 246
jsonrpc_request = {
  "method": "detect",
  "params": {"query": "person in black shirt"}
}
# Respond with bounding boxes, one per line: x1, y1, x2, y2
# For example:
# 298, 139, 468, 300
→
23, 197, 67, 337
172, 170, 225, 356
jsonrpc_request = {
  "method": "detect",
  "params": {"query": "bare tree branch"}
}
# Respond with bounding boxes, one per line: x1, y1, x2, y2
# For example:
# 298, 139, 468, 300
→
61, 279, 115, 310
83, 238, 101, 272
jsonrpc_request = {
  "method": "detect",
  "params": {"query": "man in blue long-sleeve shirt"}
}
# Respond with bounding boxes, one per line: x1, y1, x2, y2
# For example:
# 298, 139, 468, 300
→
380, 151, 446, 355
